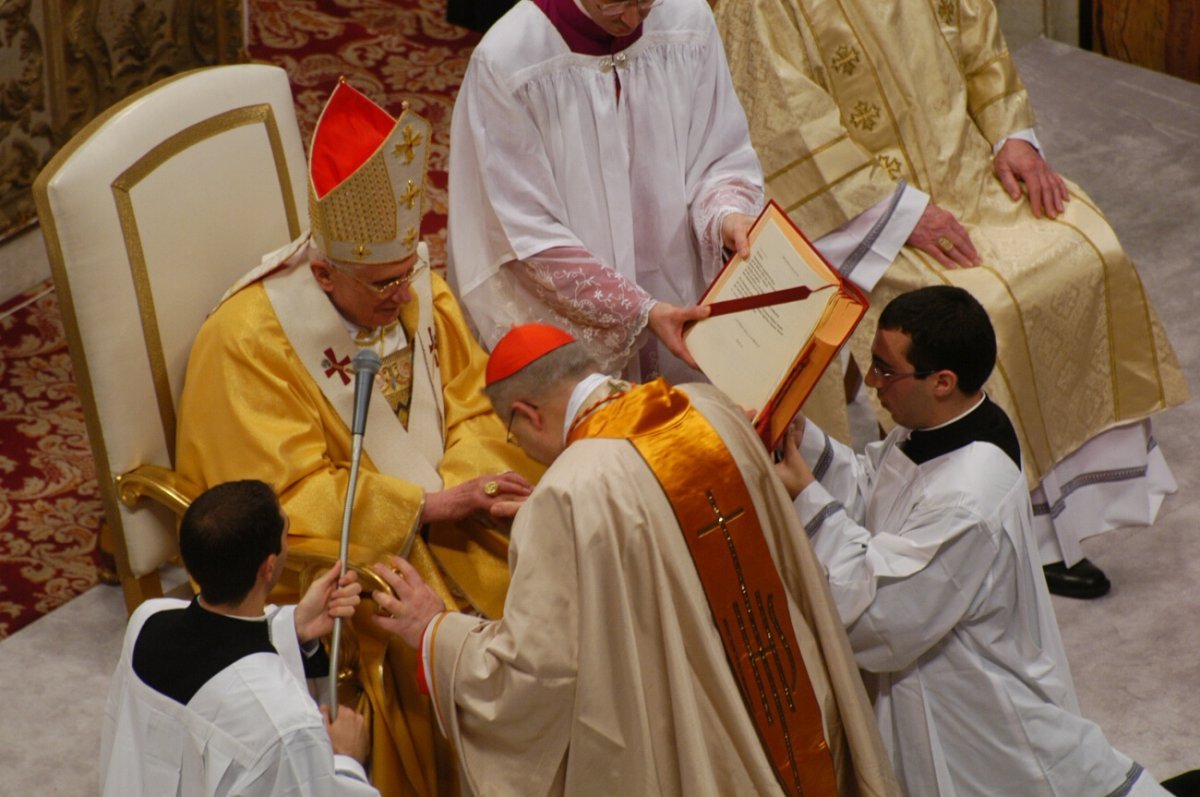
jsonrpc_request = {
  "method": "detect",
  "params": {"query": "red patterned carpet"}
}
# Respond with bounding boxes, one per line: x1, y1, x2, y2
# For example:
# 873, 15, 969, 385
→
0, 0, 477, 638
0, 282, 104, 639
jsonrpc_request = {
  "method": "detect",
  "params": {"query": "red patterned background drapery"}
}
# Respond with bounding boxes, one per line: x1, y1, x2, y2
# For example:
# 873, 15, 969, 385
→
0, 0, 480, 638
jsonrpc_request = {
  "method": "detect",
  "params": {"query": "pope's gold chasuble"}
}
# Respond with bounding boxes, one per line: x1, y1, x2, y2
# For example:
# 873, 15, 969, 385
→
569, 379, 837, 797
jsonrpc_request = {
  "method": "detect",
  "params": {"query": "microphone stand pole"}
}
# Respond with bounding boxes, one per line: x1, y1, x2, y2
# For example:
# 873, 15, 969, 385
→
328, 349, 380, 719
328, 432, 365, 720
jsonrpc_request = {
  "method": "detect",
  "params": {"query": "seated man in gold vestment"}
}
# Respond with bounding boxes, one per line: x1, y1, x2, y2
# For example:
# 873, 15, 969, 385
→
714, 0, 1189, 597
175, 82, 543, 796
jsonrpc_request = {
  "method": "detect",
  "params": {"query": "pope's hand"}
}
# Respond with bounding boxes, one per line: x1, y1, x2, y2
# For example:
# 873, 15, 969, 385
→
371, 555, 446, 649
421, 471, 533, 525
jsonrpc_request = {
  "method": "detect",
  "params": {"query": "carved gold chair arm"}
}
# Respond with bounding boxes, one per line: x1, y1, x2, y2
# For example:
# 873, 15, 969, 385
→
113, 466, 393, 599
113, 465, 393, 599
115, 464, 202, 517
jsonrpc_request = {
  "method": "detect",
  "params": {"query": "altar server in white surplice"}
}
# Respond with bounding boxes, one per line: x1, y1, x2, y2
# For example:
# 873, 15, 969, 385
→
367, 324, 902, 797
447, 0, 764, 385
101, 480, 376, 797
777, 287, 1170, 797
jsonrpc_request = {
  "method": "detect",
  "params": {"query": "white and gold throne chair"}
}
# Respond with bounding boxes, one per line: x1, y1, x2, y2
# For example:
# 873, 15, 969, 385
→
32, 64, 389, 630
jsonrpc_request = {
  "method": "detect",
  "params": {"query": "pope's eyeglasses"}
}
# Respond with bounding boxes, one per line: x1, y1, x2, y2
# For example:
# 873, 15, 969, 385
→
332, 262, 427, 297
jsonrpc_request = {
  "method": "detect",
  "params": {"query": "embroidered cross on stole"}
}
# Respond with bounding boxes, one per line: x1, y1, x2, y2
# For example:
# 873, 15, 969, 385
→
569, 379, 837, 797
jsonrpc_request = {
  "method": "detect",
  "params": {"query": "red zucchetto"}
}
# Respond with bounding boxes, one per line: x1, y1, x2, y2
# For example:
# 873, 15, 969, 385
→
485, 323, 577, 386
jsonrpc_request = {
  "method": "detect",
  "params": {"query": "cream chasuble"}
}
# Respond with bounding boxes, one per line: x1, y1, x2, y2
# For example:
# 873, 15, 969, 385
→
714, 0, 1188, 488
426, 382, 899, 797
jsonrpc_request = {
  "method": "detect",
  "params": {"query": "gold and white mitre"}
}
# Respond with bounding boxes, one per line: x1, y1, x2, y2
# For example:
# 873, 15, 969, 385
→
308, 80, 431, 265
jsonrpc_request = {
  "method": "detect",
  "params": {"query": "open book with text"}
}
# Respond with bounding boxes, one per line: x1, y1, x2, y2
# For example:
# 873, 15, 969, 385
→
684, 200, 869, 448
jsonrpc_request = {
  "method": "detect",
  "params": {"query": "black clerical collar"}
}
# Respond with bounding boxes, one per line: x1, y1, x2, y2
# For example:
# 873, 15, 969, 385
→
899, 396, 1022, 468
133, 598, 276, 705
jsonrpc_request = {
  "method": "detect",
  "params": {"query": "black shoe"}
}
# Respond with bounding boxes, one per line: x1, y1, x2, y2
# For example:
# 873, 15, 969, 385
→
1043, 559, 1111, 599
1162, 769, 1200, 796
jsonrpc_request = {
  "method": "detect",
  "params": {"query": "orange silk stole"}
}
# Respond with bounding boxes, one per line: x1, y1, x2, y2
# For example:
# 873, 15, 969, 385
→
569, 379, 836, 797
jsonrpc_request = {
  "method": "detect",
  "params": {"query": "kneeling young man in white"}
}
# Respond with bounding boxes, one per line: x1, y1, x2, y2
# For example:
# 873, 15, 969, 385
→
777, 286, 1169, 796
100, 480, 377, 796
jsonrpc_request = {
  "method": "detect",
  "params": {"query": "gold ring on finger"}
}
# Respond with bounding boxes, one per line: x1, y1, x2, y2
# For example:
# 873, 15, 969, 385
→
484, 480, 499, 497
937, 235, 954, 253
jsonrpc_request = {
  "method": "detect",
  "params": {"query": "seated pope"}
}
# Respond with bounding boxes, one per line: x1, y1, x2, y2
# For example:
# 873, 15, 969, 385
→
174, 81, 542, 797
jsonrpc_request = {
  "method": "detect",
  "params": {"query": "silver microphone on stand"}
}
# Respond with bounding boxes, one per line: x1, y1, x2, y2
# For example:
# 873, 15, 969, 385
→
328, 349, 381, 719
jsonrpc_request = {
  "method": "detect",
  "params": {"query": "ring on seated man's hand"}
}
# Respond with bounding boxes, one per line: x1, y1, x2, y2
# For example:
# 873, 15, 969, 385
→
483, 480, 500, 497
937, 235, 954, 253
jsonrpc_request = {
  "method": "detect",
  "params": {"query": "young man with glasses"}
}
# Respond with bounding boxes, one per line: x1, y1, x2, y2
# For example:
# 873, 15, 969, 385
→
774, 286, 1170, 797
174, 82, 542, 796
447, 0, 764, 388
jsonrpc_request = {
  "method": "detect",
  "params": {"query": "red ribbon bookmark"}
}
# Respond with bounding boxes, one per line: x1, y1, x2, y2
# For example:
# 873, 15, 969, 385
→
704, 284, 834, 318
